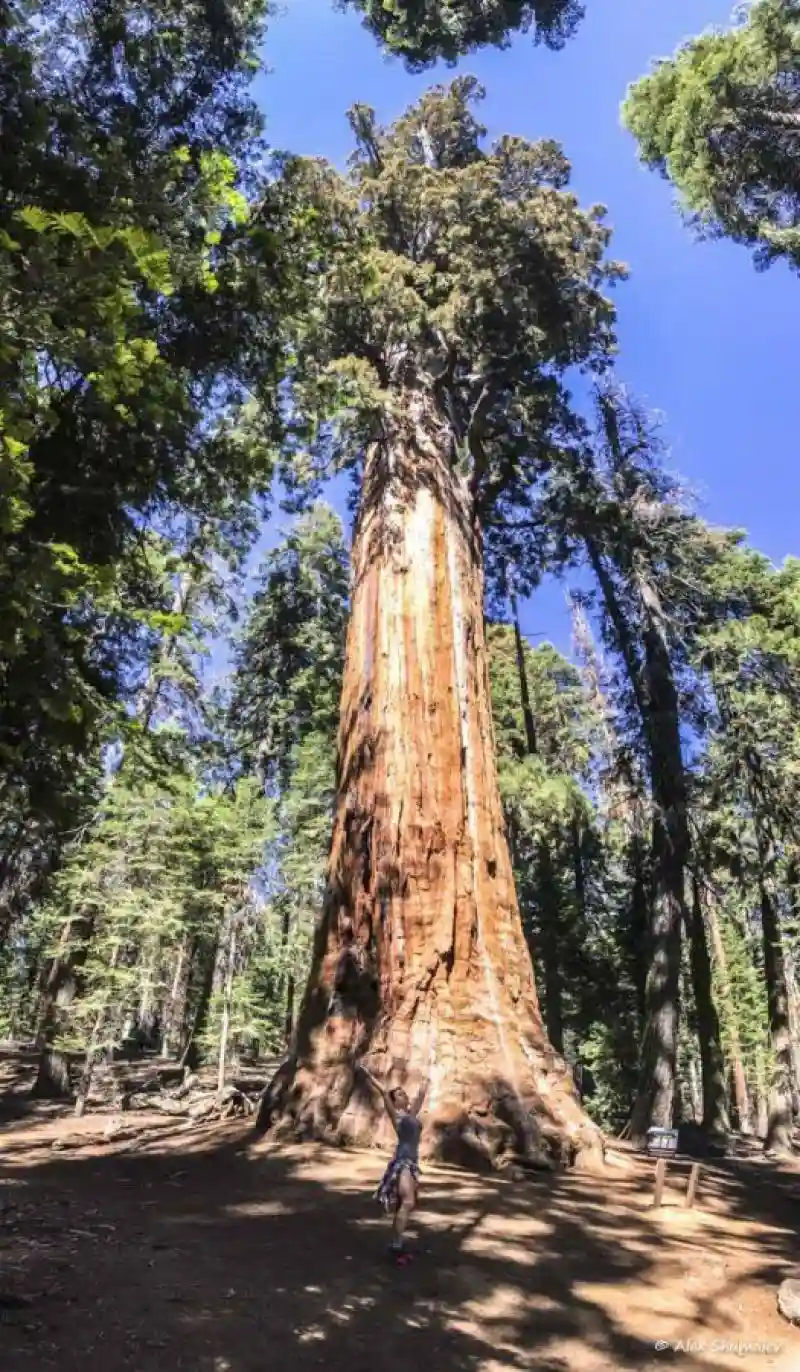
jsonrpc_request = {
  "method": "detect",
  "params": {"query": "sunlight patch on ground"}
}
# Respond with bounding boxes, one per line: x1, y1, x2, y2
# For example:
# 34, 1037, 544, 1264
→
225, 1199, 293, 1217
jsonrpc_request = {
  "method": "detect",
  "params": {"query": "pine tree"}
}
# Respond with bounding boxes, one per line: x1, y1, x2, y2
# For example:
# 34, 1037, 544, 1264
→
623, 0, 800, 272
230, 503, 348, 1048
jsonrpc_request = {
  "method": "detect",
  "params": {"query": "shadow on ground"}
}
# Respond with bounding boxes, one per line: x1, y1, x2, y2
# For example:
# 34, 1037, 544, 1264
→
0, 1109, 797, 1372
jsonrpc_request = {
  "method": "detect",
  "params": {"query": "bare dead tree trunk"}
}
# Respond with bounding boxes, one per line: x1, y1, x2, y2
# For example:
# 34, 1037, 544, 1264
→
261, 395, 602, 1170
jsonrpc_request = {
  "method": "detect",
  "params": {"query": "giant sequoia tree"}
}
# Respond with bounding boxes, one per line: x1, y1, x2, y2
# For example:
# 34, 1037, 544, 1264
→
260, 79, 620, 1169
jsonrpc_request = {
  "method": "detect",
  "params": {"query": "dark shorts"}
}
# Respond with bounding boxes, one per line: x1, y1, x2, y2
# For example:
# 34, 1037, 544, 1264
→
375, 1156, 420, 1213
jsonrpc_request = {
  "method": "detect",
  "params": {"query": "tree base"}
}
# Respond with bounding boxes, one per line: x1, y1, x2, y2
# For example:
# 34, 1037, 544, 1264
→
256, 1021, 605, 1175
29, 1049, 73, 1100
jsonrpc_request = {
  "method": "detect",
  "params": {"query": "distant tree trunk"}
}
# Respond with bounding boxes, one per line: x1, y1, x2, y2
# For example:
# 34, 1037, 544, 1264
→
627, 833, 649, 1028
759, 878, 794, 1153
784, 864, 800, 1116
571, 815, 586, 923
687, 876, 729, 1135
629, 572, 689, 1142
740, 739, 793, 1152
510, 591, 537, 757
217, 922, 237, 1094
704, 888, 752, 1133
279, 900, 296, 1048
260, 395, 602, 1169
30, 914, 95, 1099
179, 937, 217, 1070
783, 942, 800, 1117
586, 537, 687, 1142
161, 936, 191, 1059
687, 1053, 702, 1124
74, 943, 121, 1117
510, 592, 564, 1054
537, 843, 564, 1055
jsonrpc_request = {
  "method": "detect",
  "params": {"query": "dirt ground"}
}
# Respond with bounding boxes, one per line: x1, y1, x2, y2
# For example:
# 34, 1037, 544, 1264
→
1, 1061, 799, 1372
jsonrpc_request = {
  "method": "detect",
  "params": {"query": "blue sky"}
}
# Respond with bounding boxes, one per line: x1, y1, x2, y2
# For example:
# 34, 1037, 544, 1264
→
240, 0, 800, 661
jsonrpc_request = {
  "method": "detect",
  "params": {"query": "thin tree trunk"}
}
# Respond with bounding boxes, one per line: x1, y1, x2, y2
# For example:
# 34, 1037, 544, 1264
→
628, 833, 649, 1029
31, 914, 94, 1099
280, 900, 296, 1048
785, 864, 800, 1116
687, 876, 729, 1135
509, 591, 565, 1054
783, 942, 800, 1117
538, 842, 565, 1055
571, 816, 586, 924
179, 937, 217, 1071
510, 591, 537, 756
261, 395, 601, 1170
161, 937, 189, 1059
217, 923, 237, 1094
74, 944, 120, 1117
687, 1053, 702, 1124
759, 879, 794, 1153
704, 887, 752, 1134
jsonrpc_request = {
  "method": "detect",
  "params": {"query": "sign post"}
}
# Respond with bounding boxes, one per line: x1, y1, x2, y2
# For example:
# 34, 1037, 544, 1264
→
644, 1128, 702, 1209
646, 1127, 679, 1209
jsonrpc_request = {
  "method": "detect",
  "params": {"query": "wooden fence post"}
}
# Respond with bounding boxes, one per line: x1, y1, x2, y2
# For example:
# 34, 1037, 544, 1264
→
684, 1163, 701, 1209
653, 1157, 667, 1208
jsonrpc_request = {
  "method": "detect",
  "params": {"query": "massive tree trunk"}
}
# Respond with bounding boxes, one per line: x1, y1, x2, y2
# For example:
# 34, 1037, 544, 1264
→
260, 395, 602, 1170
687, 876, 729, 1135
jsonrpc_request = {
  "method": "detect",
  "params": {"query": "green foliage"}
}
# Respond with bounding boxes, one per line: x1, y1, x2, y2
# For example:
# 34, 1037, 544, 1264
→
229, 505, 347, 1047
0, 0, 282, 930
623, 0, 800, 271
488, 620, 640, 1126
38, 764, 272, 1063
230, 503, 349, 781
273, 77, 621, 514
341, 1, 584, 68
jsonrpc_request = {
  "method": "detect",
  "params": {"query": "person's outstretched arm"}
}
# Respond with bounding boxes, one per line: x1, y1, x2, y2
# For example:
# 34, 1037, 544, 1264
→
359, 1066, 399, 1131
410, 1078, 429, 1119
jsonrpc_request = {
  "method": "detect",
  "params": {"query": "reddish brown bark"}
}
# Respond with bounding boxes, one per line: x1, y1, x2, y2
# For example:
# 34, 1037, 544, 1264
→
260, 397, 602, 1171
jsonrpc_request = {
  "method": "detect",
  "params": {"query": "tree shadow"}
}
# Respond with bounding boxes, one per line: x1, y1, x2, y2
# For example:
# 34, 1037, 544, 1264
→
0, 1116, 794, 1372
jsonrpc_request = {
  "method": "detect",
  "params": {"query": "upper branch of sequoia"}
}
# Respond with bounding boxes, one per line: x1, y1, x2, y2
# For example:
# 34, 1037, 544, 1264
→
273, 77, 624, 521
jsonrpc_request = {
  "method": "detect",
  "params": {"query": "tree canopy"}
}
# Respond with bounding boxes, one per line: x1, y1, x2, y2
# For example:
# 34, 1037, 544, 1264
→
623, 0, 800, 271
342, 1, 585, 68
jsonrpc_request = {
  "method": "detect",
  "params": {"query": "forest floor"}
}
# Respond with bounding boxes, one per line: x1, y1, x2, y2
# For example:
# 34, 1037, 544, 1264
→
1, 1053, 799, 1372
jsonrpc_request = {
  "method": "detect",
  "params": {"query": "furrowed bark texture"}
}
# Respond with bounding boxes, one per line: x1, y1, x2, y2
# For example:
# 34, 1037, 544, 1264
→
263, 398, 602, 1170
